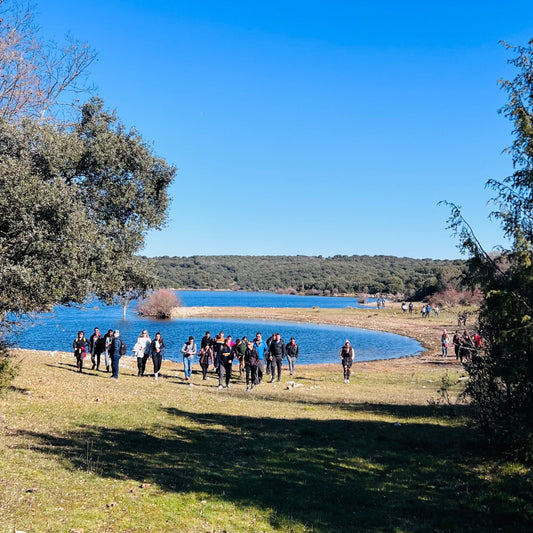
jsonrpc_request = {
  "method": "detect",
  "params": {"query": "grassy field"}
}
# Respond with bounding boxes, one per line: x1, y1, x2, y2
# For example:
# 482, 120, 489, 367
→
1, 338, 532, 532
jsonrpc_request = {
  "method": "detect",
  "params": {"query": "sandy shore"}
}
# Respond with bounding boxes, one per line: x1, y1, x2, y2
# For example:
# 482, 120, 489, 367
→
171, 305, 463, 372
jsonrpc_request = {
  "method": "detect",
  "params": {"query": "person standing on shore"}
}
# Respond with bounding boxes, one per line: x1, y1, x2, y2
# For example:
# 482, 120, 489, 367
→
234, 338, 247, 376
339, 340, 355, 384
181, 335, 197, 384
150, 332, 165, 380
285, 337, 299, 376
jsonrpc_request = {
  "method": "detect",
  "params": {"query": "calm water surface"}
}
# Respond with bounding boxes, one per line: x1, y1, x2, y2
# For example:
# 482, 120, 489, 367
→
13, 292, 419, 365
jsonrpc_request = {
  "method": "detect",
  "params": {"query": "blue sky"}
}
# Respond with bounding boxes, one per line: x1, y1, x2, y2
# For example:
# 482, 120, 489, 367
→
36, 1, 533, 259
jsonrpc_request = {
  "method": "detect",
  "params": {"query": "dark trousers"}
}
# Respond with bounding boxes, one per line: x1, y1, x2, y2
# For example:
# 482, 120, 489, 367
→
246, 365, 258, 386
91, 351, 102, 369
342, 359, 352, 379
141, 353, 150, 376
111, 355, 120, 378
152, 353, 162, 374
200, 361, 209, 379
270, 357, 282, 380
218, 362, 232, 387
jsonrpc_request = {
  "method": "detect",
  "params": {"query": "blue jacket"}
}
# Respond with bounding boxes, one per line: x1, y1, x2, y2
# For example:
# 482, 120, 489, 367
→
254, 340, 267, 360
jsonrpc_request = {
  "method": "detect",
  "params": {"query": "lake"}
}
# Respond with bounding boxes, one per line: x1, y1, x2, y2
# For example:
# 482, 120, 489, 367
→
12, 291, 420, 365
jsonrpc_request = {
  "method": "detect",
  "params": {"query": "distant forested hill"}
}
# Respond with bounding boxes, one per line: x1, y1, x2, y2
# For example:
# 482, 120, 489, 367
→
146, 255, 467, 299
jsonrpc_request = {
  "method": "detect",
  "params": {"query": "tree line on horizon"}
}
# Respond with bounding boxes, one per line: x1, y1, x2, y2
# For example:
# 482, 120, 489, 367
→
146, 254, 467, 300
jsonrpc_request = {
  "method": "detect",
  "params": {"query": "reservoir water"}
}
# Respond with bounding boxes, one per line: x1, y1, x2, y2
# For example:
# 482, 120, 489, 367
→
13, 291, 421, 365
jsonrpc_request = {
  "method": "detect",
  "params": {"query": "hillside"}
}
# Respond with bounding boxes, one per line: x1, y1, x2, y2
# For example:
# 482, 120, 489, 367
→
147, 254, 466, 298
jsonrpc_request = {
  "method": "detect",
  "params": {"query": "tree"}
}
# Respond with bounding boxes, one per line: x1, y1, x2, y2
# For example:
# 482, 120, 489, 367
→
0, 0, 96, 122
446, 40, 533, 461
0, 98, 176, 319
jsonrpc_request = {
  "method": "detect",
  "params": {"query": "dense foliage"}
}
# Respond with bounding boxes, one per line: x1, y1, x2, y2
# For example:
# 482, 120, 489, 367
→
149, 254, 466, 298
449, 40, 533, 461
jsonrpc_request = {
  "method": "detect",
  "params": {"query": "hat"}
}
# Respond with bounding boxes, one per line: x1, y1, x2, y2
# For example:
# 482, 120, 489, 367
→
114, 329, 120, 336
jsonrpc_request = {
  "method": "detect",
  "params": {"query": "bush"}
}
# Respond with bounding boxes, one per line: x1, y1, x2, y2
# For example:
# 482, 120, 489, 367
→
0, 344, 17, 393
137, 290, 180, 319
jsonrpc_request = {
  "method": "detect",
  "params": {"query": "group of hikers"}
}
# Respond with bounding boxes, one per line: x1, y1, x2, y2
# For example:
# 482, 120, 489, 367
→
441, 328, 482, 363
73, 329, 301, 390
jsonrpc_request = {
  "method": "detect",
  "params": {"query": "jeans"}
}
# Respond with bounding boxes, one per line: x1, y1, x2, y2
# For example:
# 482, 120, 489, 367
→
111, 355, 121, 378
183, 355, 193, 379
245, 365, 257, 386
287, 356, 296, 374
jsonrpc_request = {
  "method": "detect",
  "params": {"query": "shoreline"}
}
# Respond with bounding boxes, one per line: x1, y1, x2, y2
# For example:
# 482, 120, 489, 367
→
170, 305, 461, 370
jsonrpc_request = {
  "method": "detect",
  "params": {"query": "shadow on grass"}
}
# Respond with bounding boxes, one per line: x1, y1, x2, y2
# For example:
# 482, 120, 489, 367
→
17, 405, 532, 532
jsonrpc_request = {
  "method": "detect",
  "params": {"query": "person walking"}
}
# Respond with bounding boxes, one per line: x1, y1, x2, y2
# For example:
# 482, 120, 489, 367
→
253, 332, 268, 384
453, 330, 462, 360
285, 337, 299, 376
217, 338, 234, 389
133, 330, 151, 376
89, 327, 103, 370
181, 335, 197, 384
150, 332, 165, 380
72, 331, 89, 373
441, 329, 450, 358
268, 333, 286, 382
110, 329, 123, 379
198, 344, 214, 380
103, 329, 114, 372
234, 338, 247, 377
244, 340, 259, 391
339, 340, 355, 383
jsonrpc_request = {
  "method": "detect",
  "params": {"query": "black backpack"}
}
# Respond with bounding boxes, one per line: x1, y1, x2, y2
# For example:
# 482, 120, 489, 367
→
119, 340, 127, 356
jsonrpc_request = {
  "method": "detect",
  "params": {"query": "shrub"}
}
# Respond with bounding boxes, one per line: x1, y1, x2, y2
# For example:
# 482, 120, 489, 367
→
0, 343, 17, 393
137, 290, 180, 319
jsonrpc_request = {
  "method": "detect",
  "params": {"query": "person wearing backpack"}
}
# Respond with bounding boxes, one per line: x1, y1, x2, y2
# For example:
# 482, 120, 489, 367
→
109, 329, 124, 379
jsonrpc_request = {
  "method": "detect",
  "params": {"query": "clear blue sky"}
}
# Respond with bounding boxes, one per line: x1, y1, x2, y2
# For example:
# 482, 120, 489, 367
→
36, 1, 533, 259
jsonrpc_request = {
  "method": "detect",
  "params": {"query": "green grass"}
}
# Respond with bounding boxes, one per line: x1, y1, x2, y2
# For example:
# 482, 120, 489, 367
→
1, 349, 532, 532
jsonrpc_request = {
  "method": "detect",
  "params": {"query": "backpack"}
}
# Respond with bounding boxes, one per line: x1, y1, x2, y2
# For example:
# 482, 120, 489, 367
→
119, 340, 127, 356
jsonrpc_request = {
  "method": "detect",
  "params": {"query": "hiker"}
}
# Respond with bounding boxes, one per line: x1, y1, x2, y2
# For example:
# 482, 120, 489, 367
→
103, 329, 114, 372
244, 340, 259, 391
181, 335, 197, 383
339, 340, 355, 384
452, 330, 462, 360
133, 330, 151, 376
267, 332, 286, 383
234, 338, 247, 376
253, 332, 268, 384
441, 329, 450, 358
109, 329, 124, 379
217, 338, 234, 389
201, 331, 214, 350
150, 332, 165, 380
285, 337, 299, 376
89, 327, 103, 370
72, 331, 89, 373
198, 344, 214, 380
213, 331, 225, 371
